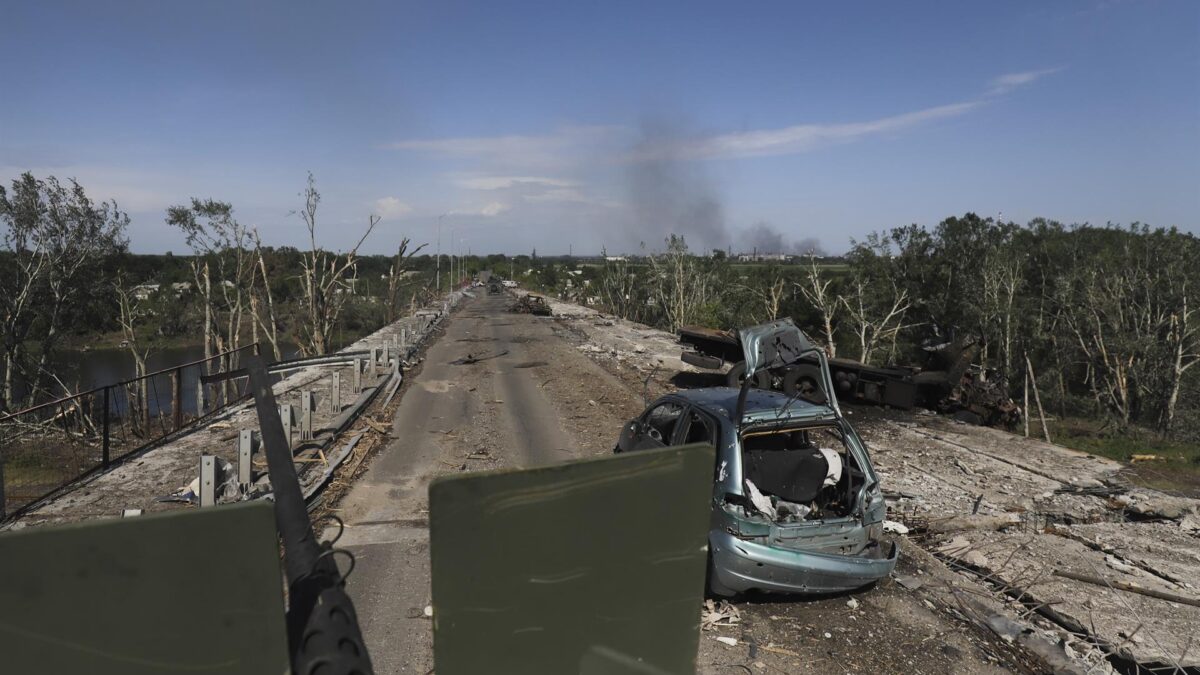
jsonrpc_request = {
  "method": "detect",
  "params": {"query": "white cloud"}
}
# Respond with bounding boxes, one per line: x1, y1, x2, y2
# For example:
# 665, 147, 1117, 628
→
449, 201, 512, 217
481, 202, 510, 216
671, 101, 982, 161
388, 125, 621, 170
374, 196, 413, 219
986, 67, 1064, 95
391, 69, 1062, 171
454, 175, 576, 191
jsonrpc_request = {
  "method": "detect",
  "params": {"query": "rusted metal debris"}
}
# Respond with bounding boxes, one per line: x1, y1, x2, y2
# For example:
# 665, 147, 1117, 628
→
510, 294, 552, 316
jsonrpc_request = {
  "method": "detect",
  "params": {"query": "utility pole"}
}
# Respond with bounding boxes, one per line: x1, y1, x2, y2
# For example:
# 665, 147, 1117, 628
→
436, 214, 445, 292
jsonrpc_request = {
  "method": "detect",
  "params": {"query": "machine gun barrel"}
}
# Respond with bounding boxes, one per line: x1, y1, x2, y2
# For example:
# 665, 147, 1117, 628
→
245, 354, 374, 674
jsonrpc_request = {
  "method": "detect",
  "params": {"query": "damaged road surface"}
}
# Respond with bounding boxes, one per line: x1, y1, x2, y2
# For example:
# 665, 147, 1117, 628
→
336, 297, 1047, 674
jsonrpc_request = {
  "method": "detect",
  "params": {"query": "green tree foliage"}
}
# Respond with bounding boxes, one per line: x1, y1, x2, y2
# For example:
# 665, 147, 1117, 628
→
0, 173, 128, 410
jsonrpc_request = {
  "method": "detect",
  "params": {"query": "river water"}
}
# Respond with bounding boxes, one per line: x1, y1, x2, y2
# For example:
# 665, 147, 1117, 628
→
11, 342, 300, 416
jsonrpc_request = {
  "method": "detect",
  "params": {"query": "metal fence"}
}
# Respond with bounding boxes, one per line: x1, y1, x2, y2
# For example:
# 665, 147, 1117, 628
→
0, 344, 259, 519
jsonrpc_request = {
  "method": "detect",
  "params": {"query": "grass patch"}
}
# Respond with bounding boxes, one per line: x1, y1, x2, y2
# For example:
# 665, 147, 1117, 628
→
1050, 417, 1200, 496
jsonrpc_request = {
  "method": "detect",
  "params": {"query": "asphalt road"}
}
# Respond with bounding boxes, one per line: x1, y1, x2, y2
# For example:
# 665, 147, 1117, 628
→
337, 292, 596, 674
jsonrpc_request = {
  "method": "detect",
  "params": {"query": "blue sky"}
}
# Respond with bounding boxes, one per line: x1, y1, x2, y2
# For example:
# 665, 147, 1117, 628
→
2, 1, 1197, 255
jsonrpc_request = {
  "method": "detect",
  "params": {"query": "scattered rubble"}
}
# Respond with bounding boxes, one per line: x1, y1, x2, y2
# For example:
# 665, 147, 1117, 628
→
540, 295, 1200, 674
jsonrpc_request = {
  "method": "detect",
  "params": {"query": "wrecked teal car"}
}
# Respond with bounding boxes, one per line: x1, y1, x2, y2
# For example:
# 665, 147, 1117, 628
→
616, 319, 897, 595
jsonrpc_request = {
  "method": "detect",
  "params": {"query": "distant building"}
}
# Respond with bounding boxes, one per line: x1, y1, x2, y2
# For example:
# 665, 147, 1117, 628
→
131, 283, 160, 300
735, 253, 793, 263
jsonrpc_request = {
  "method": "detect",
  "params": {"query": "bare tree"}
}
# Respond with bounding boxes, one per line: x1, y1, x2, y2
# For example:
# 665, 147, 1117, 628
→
796, 254, 839, 357
249, 229, 283, 361
596, 250, 645, 322
735, 267, 789, 323
166, 200, 256, 357
1162, 287, 1199, 433
384, 238, 427, 323
295, 173, 377, 355
645, 235, 721, 332
114, 275, 150, 436
840, 275, 911, 366
166, 199, 256, 404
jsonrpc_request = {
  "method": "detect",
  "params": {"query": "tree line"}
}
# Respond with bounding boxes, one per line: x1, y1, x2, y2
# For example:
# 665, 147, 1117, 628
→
0, 172, 429, 413
525, 215, 1198, 440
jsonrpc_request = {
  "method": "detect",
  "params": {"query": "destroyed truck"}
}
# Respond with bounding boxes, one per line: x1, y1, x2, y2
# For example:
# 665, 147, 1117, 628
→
511, 293, 552, 316
679, 324, 917, 408
617, 319, 897, 595
679, 323, 1021, 427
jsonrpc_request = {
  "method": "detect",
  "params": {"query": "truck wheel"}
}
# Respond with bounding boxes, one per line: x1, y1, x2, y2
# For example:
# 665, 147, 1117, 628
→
783, 366, 827, 403
726, 362, 769, 389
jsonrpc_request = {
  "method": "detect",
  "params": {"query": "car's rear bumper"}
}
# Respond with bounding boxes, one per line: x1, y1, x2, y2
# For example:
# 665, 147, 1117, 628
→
710, 530, 897, 595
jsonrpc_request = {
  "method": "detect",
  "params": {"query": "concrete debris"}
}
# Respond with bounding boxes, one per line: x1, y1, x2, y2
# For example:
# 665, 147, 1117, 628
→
529, 294, 1200, 673
1126, 495, 1195, 521
714, 636, 738, 647
927, 513, 1021, 534
1104, 555, 1138, 575
701, 599, 742, 631
846, 598, 859, 609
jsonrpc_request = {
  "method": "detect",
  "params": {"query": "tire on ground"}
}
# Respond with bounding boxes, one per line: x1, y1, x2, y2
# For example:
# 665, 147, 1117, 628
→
725, 361, 770, 389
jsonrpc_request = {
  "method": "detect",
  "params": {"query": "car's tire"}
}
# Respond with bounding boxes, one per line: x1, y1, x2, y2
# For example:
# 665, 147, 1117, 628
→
706, 550, 737, 598
725, 362, 770, 389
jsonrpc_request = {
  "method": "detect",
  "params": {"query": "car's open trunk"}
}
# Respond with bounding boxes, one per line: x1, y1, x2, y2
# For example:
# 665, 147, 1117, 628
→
739, 425, 864, 518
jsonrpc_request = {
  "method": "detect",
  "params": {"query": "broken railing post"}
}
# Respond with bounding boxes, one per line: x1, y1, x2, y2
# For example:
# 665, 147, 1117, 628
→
300, 391, 314, 441
279, 404, 294, 448
0, 453, 6, 521
368, 348, 378, 379
101, 386, 111, 469
171, 367, 183, 431
199, 455, 217, 507
353, 359, 362, 393
330, 372, 341, 413
238, 429, 259, 489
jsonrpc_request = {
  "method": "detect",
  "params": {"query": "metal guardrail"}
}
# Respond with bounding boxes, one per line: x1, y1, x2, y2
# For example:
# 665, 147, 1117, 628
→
0, 344, 259, 520
0, 294, 466, 522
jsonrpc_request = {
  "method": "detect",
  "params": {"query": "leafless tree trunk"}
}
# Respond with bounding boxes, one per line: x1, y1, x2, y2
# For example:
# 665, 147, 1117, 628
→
840, 277, 910, 366
1162, 290, 1199, 434
384, 238, 427, 323
250, 230, 282, 360
645, 236, 719, 332
115, 277, 150, 436
737, 269, 788, 323
295, 173, 378, 355
796, 255, 838, 357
